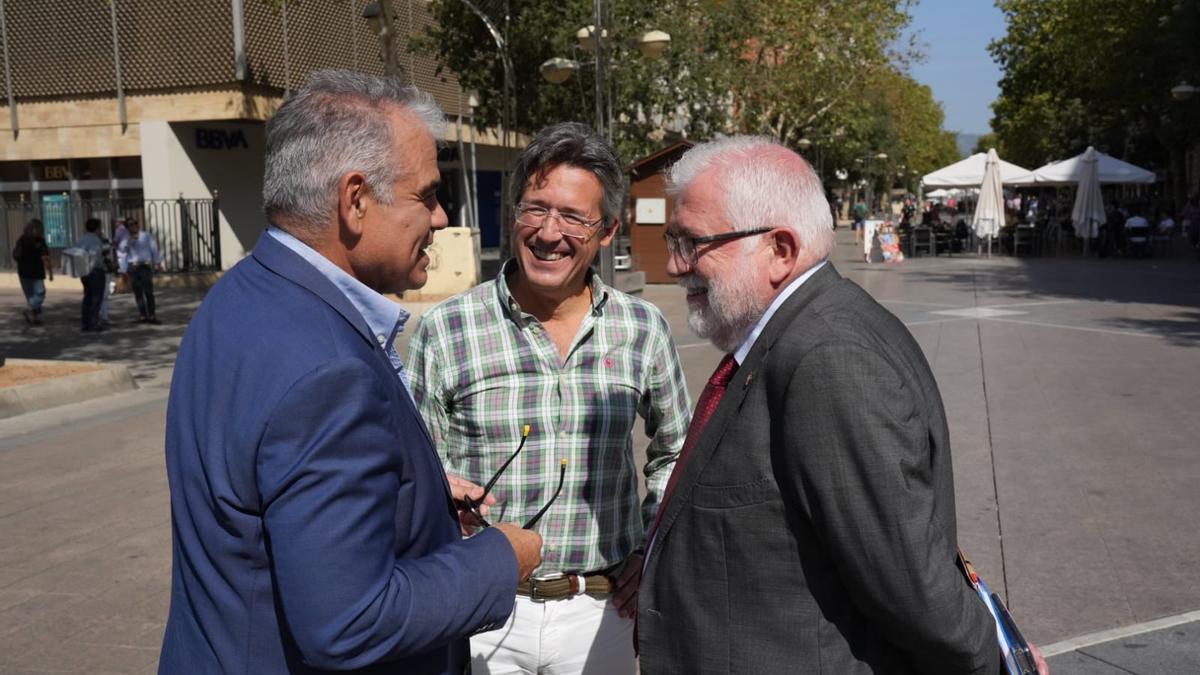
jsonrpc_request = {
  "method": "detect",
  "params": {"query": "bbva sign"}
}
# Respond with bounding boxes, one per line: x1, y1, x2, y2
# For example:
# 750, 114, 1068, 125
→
195, 127, 250, 150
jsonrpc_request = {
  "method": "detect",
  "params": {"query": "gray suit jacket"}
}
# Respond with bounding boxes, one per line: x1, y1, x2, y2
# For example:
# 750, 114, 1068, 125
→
639, 264, 1000, 674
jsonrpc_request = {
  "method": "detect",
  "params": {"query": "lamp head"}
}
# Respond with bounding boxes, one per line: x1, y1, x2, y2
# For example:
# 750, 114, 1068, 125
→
540, 57, 579, 84
577, 25, 608, 52
638, 30, 671, 58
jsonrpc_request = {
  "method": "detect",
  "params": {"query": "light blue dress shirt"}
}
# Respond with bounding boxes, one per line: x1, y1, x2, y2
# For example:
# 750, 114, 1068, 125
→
119, 230, 161, 271
266, 227, 415, 398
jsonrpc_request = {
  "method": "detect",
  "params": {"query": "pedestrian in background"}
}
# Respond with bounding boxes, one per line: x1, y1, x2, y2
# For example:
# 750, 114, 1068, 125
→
118, 217, 163, 324
12, 218, 52, 326
71, 218, 109, 332
852, 197, 868, 245
112, 217, 130, 295
1183, 194, 1200, 251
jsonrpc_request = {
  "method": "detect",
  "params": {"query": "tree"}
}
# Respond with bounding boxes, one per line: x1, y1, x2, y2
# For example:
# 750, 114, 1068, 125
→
722, 0, 913, 148
421, 0, 919, 161
988, 0, 1200, 178
814, 65, 959, 197
972, 133, 997, 155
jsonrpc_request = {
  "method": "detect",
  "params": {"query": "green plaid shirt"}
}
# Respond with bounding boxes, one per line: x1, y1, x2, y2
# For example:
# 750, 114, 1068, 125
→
407, 262, 691, 574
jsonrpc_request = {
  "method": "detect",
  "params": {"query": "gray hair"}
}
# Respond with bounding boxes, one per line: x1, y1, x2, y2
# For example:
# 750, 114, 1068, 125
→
262, 69, 445, 232
509, 122, 624, 224
667, 136, 835, 262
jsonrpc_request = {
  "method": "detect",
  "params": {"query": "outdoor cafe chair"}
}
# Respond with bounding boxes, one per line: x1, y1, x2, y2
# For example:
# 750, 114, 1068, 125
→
910, 226, 936, 257
1013, 226, 1036, 256
1125, 226, 1151, 257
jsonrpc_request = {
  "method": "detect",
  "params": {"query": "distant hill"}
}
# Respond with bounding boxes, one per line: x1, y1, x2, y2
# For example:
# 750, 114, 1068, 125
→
956, 133, 982, 158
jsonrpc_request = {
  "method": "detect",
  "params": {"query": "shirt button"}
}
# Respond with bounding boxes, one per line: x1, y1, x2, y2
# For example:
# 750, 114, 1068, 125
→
376, 335, 386, 345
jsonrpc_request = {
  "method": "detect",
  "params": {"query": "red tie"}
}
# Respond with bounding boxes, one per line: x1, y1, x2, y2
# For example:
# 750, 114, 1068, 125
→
647, 354, 738, 542
636, 354, 738, 656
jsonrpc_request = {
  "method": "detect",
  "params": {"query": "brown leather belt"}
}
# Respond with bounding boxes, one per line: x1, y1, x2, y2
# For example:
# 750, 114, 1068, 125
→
516, 571, 614, 601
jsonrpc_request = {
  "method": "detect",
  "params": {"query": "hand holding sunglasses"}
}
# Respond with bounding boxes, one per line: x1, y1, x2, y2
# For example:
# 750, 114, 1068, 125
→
457, 424, 567, 530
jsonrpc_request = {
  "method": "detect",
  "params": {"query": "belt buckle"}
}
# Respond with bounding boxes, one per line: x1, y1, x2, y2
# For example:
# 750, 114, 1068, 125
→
529, 571, 565, 603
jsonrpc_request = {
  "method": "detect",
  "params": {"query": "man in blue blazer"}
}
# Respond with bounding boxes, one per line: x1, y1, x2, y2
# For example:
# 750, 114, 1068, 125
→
158, 70, 542, 674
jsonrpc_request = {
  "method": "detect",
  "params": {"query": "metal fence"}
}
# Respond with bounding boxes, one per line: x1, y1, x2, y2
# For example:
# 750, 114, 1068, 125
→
2, 196, 220, 273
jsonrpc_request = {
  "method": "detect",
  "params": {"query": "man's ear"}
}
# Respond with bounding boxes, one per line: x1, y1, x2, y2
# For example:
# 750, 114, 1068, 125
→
598, 219, 619, 248
767, 226, 800, 286
338, 171, 369, 238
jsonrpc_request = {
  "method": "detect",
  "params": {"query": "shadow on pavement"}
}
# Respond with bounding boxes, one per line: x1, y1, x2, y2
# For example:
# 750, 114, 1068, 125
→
1, 287, 208, 386
905, 256, 1200, 308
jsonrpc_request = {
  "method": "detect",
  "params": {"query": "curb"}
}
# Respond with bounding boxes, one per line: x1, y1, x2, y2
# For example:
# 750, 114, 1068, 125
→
0, 359, 139, 420
1041, 609, 1200, 657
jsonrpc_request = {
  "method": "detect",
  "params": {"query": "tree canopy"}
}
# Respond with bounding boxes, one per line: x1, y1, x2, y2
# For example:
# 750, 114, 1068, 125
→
988, 0, 1200, 171
419, 0, 960, 188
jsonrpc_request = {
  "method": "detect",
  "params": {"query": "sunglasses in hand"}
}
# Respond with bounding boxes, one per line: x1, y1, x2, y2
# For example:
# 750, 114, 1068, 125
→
460, 424, 567, 530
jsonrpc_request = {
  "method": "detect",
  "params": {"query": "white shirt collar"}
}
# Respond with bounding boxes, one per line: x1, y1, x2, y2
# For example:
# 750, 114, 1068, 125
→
733, 260, 827, 365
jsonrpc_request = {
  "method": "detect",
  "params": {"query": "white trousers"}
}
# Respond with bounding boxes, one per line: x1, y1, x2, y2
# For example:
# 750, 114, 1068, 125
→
470, 593, 636, 675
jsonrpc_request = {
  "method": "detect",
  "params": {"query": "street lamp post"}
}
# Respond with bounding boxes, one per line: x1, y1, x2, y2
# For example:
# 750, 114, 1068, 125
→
539, 4, 670, 284
1170, 80, 1198, 223
855, 153, 888, 217
796, 128, 845, 185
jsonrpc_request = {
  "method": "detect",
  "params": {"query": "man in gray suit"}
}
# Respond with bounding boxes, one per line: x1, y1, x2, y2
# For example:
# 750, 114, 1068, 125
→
638, 136, 1024, 673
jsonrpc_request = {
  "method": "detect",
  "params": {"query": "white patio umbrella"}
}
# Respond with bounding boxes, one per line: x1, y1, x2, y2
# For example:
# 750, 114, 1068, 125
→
1071, 147, 1106, 252
1017, 147, 1155, 186
921, 152, 1033, 188
971, 148, 1005, 255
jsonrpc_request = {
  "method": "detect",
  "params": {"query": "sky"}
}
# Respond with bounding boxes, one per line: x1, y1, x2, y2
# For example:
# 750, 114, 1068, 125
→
903, 0, 1007, 136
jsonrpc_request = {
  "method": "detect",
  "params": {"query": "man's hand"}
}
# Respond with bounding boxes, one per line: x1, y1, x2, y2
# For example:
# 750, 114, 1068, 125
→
447, 473, 494, 535
1031, 644, 1050, 675
494, 523, 542, 582
611, 551, 642, 619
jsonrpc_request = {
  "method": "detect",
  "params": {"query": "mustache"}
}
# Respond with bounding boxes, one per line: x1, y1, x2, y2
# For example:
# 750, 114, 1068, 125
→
677, 275, 705, 291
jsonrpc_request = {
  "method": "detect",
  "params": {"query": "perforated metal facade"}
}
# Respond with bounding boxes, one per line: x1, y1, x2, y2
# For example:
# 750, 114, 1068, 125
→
0, 0, 468, 116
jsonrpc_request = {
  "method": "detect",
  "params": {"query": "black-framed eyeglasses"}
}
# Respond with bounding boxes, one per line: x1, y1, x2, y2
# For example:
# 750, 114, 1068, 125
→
663, 227, 775, 266
460, 425, 567, 530
515, 202, 605, 241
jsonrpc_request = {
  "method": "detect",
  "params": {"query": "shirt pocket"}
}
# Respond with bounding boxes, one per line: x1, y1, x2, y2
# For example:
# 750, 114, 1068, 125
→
579, 376, 642, 442
448, 377, 526, 448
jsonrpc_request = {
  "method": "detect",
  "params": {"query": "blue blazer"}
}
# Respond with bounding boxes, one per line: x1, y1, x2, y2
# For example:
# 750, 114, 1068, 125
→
159, 232, 517, 674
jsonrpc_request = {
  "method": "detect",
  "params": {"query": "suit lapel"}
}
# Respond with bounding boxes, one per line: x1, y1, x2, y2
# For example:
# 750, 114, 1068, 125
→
253, 232, 376, 346
251, 232, 446, 481
651, 264, 844, 555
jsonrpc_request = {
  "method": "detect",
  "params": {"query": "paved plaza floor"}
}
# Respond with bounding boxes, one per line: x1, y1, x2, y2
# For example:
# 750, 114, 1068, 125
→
2, 230, 1199, 673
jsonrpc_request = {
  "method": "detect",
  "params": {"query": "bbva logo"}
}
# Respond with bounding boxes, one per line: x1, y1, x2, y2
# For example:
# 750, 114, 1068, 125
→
195, 128, 250, 150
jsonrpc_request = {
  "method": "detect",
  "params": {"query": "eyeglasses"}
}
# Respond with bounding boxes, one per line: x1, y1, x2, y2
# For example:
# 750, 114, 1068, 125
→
515, 202, 605, 241
460, 425, 567, 530
663, 227, 774, 267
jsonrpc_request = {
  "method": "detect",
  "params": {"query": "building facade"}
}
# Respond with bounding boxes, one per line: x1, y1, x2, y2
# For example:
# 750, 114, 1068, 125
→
0, 0, 513, 274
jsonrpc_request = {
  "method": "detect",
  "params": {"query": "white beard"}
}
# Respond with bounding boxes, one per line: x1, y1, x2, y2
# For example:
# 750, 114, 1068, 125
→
681, 266, 770, 353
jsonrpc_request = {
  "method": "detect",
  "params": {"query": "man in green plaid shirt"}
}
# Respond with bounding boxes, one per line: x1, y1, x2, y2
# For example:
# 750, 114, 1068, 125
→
407, 122, 690, 674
